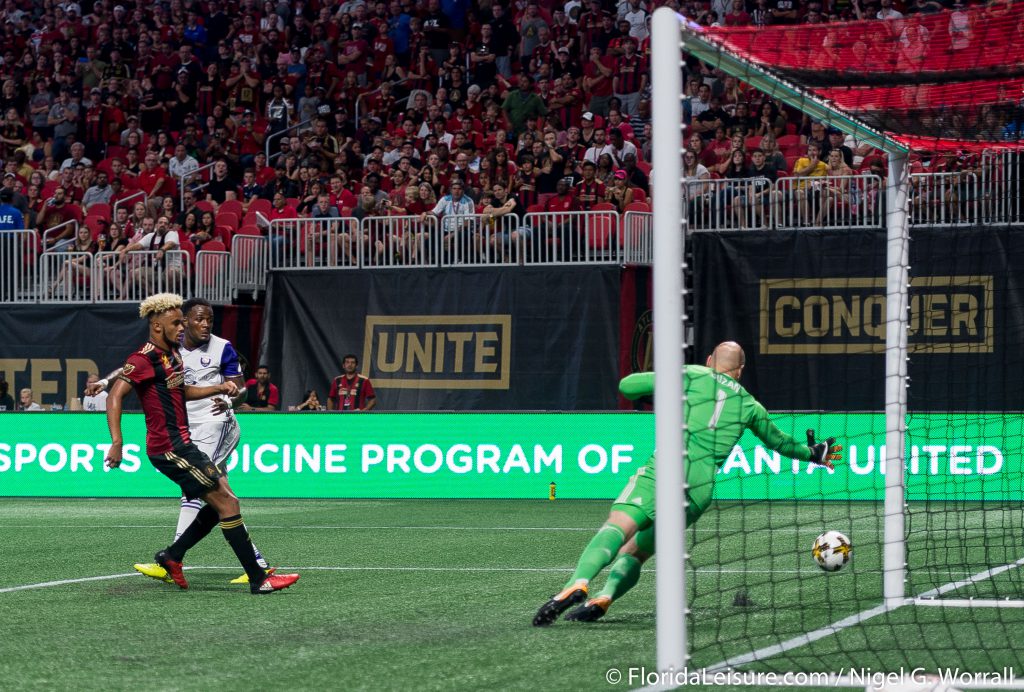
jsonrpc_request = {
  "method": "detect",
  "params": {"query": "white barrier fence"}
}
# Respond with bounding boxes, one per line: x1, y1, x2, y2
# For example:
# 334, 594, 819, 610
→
39, 251, 93, 303
0, 230, 37, 303
5, 155, 1024, 304
194, 250, 232, 304
92, 250, 191, 302
910, 171, 980, 226
230, 234, 268, 299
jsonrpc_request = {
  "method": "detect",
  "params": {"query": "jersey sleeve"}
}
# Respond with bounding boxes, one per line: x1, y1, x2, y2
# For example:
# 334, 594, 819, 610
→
618, 372, 655, 400
220, 342, 241, 378
361, 376, 376, 401
745, 400, 812, 461
118, 352, 155, 386
328, 376, 339, 401
268, 384, 280, 408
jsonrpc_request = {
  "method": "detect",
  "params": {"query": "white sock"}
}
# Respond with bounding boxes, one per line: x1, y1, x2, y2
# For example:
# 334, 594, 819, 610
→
174, 498, 203, 541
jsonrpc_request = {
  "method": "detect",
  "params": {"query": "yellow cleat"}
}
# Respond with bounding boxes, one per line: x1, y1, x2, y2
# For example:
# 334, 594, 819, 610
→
229, 567, 276, 584
134, 562, 174, 584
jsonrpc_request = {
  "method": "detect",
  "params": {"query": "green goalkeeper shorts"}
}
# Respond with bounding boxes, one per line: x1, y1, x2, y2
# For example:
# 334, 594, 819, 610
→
611, 459, 716, 529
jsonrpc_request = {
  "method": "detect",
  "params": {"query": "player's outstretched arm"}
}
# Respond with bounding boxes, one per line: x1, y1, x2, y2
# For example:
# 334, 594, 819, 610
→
746, 402, 842, 468
619, 372, 655, 400
104, 378, 132, 468
185, 381, 238, 401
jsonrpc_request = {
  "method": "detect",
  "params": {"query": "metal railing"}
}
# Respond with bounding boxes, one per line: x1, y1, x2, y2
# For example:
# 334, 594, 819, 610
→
773, 174, 880, 230
265, 118, 313, 166
355, 78, 410, 126
268, 217, 361, 269
910, 171, 980, 227
684, 177, 775, 231
194, 250, 232, 304
0, 230, 38, 303
92, 249, 191, 302
112, 189, 147, 222
230, 234, 268, 299
178, 161, 216, 210
39, 251, 93, 303
40, 218, 80, 252
520, 210, 621, 264
621, 210, 652, 264
362, 214, 439, 268
979, 150, 1023, 225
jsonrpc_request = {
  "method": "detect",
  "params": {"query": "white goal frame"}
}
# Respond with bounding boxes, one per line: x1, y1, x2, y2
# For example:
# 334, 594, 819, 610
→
647, 7, 1024, 683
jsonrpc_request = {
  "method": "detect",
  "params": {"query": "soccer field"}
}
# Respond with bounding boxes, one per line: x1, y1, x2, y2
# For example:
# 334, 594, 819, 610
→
2, 498, 1023, 690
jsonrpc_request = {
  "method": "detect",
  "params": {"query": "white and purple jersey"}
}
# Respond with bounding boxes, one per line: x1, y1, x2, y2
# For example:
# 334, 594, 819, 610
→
181, 334, 241, 425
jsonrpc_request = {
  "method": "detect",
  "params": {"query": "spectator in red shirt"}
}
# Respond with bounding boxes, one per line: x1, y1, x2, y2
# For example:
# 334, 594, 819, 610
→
240, 364, 279, 411
328, 354, 377, 412
138, 152, 171, 216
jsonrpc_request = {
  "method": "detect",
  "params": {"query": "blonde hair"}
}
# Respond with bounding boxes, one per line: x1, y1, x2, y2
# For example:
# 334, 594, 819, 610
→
139, 292, 183, 319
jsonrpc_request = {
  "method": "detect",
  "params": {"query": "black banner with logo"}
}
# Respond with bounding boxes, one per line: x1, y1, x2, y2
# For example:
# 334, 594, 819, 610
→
0, 305, 264, 409
261, 268, 622, 410
692, 227, 1024, 411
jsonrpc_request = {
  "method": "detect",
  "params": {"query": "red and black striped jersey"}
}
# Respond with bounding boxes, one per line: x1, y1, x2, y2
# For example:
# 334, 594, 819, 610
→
118, 341, 191, 455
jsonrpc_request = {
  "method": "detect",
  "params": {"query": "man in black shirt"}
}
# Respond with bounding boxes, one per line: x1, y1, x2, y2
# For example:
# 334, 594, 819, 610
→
204, 159, 238, 205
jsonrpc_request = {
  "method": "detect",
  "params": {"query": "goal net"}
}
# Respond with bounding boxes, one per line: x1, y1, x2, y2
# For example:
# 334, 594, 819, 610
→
650, 4, 1024, 686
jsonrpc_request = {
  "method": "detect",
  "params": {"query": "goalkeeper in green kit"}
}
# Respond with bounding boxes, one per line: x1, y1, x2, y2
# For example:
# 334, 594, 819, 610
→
533, 341, 843, 626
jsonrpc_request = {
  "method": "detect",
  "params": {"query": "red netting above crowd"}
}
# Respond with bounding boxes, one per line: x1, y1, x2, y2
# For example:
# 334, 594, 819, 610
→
699, 0, 1024, 147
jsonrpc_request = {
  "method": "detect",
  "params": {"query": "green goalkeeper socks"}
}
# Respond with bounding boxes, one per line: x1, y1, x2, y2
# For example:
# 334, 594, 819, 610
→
566, 524, 626, 588
597, 554, 643, 602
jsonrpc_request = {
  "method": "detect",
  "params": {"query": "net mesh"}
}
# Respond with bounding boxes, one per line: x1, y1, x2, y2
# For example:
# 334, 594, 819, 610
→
662, 3, 1024, 682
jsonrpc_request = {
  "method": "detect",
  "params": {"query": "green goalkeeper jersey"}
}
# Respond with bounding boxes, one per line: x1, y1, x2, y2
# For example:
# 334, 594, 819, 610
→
619, 366, 813, 479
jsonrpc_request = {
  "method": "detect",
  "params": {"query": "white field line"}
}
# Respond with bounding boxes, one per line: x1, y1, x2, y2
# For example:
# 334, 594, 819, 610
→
0, 564, 860, 595
0, 524, 884, 533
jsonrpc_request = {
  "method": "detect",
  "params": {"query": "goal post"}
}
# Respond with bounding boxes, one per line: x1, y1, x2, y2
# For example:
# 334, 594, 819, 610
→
650, 5, 687, 675
649, 6, 916, 677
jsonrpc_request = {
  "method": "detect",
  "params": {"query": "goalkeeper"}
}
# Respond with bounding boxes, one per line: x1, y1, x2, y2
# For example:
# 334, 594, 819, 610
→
533, 341, 842, 626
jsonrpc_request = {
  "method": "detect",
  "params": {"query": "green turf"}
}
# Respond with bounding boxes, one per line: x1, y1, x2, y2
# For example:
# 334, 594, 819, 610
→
0, 498, 1022, 690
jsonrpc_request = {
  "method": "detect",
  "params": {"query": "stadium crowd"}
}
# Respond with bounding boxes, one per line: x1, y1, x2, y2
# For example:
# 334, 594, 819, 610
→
0, 0, 1019, 275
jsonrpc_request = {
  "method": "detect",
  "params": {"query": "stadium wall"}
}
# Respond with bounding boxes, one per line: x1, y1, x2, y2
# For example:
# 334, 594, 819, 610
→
260, 267, 626, 411
692, 227, 1024, 411
0, 305, 264, 409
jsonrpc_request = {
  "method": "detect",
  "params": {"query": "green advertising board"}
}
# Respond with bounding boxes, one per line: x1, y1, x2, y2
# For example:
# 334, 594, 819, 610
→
0, 412, 1019, 500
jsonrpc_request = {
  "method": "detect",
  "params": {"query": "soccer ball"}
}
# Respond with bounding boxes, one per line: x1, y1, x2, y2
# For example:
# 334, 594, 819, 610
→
812, 531, 852, 572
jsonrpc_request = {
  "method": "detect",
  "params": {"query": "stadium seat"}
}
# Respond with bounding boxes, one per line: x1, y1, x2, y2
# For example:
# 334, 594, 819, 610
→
219, 199, 244, 218
84, 215, 108, 238
624, 201, 651, 213
631, 188, 647, 203
587, 214, 616, 251
536, 193, 555, 207
86, 202, 112, 221
236, 225, 262, 237
590, 202, 618, 212
215, 226, 234, 250
636, 160, 652, 176
215, 211, 239, 230
745, 136, 762, 150
248, 199, 272, 217
194, 200, 215, 214
777, 134, 801, 148
202, 239, 226, 253
177, 237, 196, 265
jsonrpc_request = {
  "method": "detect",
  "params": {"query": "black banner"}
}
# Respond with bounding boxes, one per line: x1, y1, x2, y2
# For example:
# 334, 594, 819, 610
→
692, 227, 1024, 410
0, 305, 264, 408
261, 268, 622, 410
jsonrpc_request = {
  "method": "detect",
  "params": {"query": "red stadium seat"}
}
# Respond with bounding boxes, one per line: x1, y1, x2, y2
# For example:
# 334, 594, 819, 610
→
624, 201, 650, 213
86, 202, 111, 221
203, 239, 226, 253
590, 202, 618, 212
247, 198, 272, 217
215, 211, 239, 230
631, 188, 647, 203
219, 199, 244, 218
587, 214, 616, 251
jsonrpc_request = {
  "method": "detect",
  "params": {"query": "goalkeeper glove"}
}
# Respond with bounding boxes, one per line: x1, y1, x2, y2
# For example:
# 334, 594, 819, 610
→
807, 429, 842, 470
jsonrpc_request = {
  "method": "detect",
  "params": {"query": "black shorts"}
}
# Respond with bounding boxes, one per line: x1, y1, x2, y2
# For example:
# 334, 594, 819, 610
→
149, 443, 223, 500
